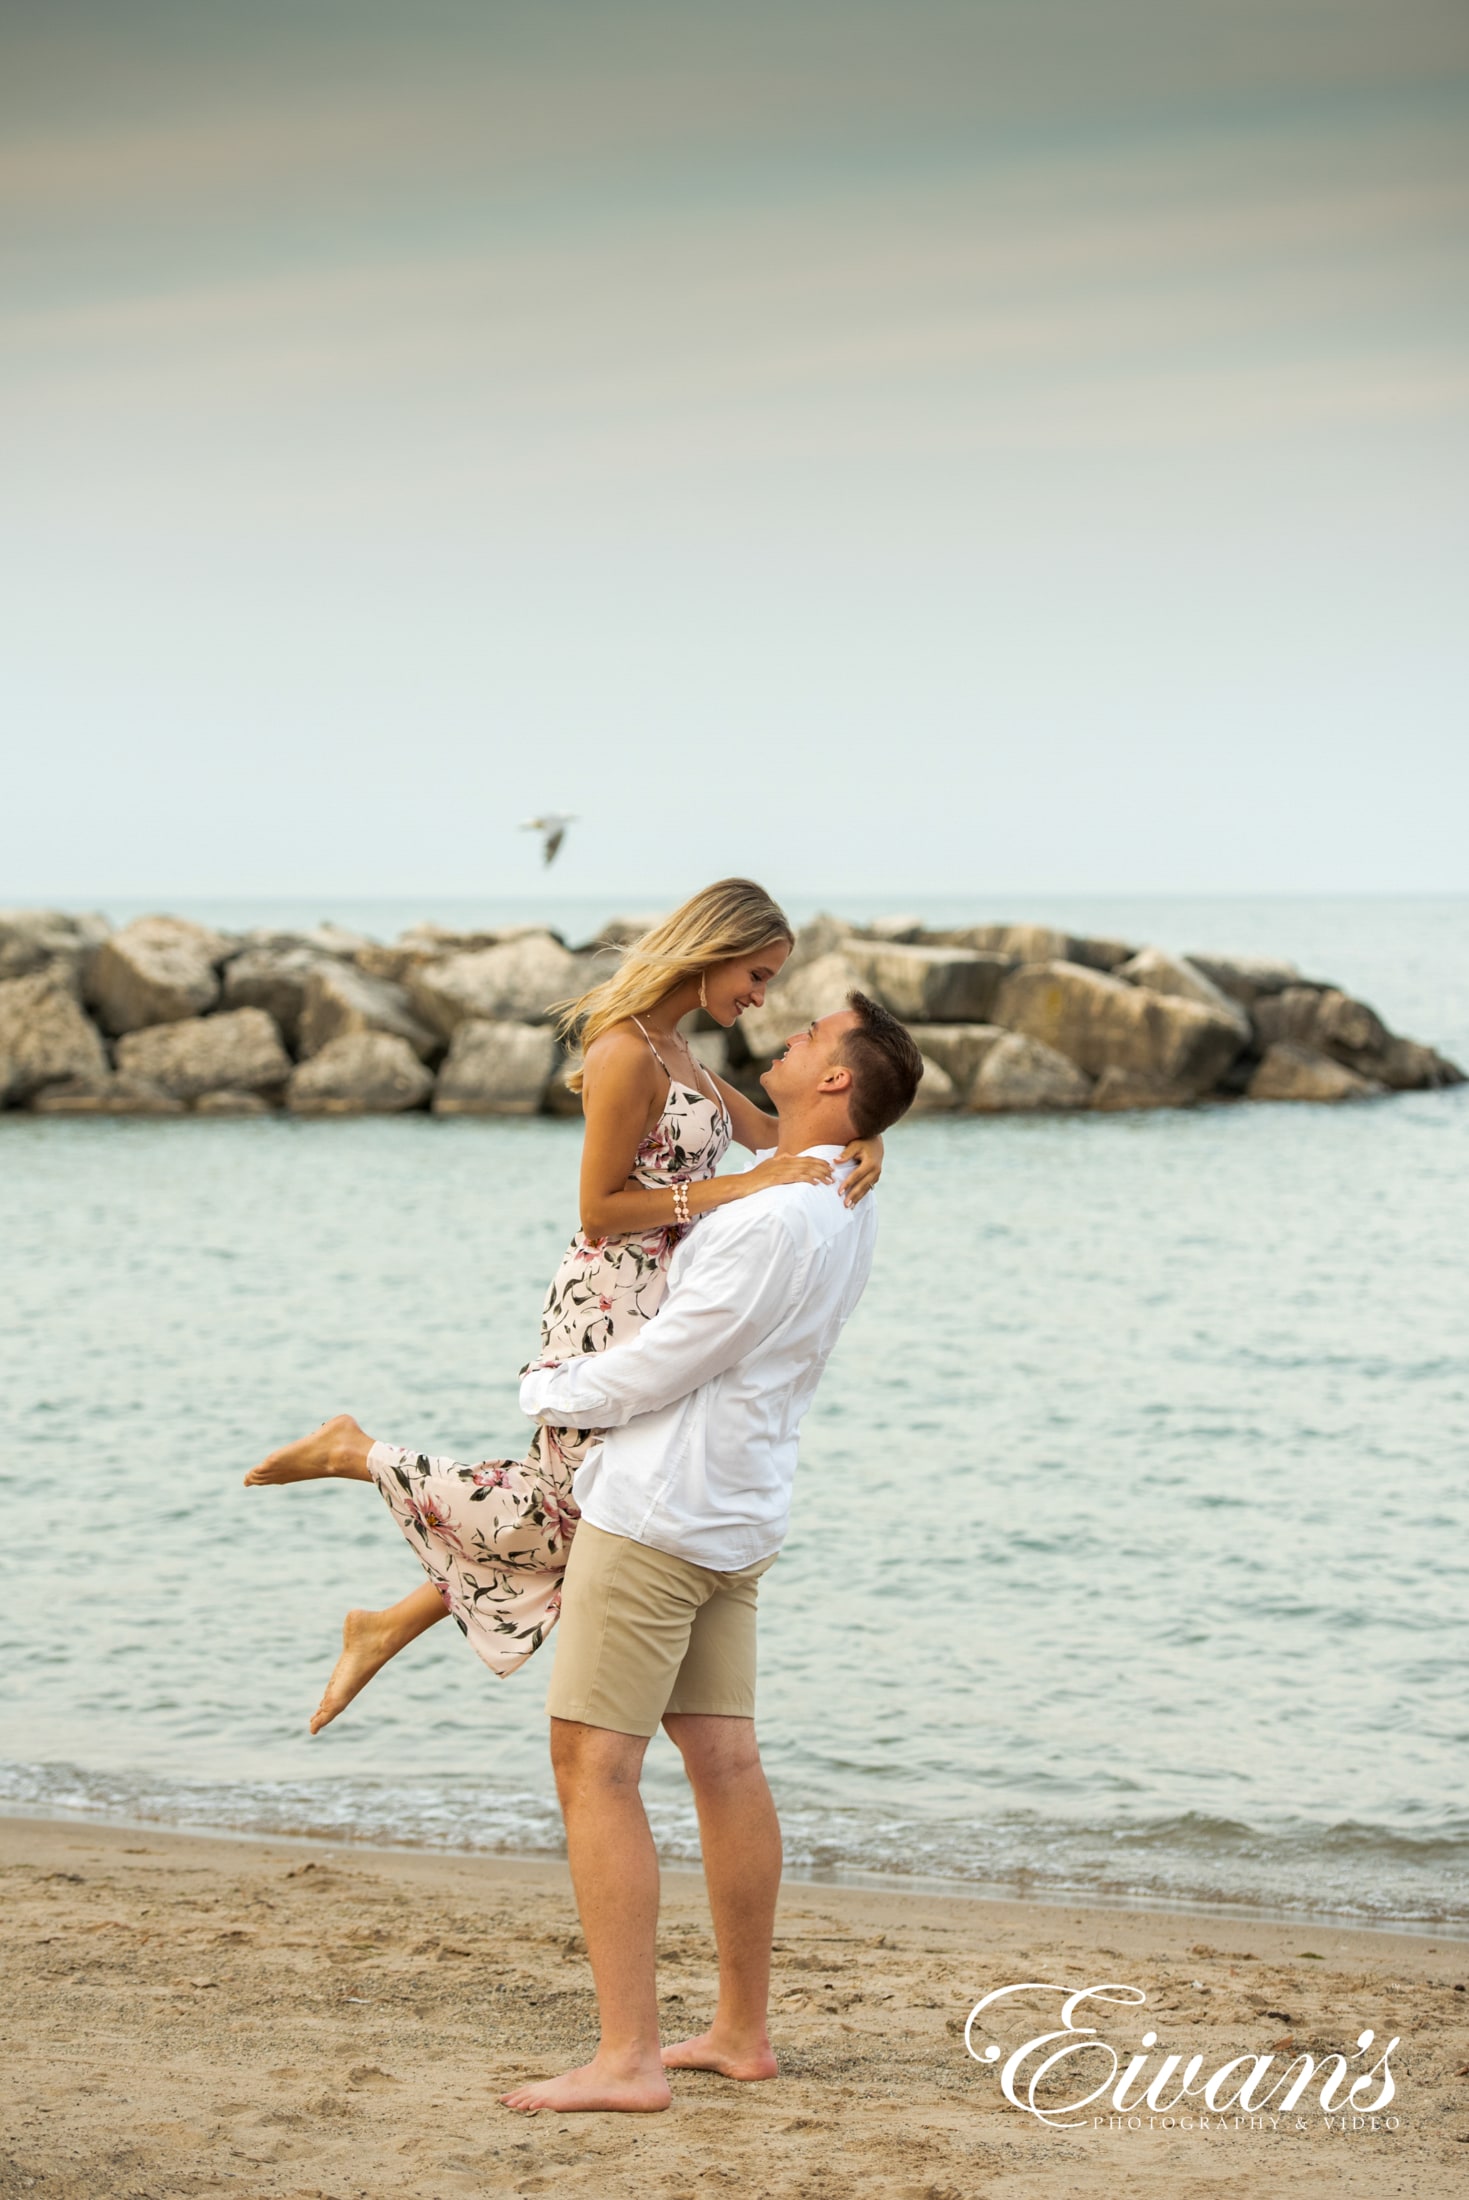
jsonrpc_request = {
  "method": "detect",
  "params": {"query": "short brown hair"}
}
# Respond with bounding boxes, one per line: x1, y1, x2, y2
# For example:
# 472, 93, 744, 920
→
837, 991, 925, 1138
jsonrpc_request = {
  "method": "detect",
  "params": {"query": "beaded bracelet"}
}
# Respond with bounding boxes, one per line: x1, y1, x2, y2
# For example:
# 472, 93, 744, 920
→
672, 1181, 691, 1227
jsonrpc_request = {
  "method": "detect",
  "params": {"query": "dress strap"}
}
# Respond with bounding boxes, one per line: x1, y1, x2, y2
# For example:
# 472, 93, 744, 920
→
629, 1016, 672, 1075
630, 1017, 732, 1138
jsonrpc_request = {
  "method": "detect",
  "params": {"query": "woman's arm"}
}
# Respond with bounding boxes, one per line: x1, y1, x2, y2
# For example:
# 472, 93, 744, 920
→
577, 1030, 832, 1239
707, 1067, 778, 1153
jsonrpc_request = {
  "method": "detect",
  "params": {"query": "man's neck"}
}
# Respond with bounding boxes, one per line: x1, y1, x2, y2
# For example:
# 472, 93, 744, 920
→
774, 1105, 855, 1155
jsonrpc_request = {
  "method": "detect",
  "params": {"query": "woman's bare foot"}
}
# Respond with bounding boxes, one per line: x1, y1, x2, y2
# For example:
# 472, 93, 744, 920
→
660, 2027, 778, 2081
244, 1414, 373, 1486
309, 1609, 399, 1734
500, 2052, 672, 2115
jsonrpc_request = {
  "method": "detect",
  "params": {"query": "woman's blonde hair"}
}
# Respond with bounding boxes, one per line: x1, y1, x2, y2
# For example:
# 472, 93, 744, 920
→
558, 878, 794, 1092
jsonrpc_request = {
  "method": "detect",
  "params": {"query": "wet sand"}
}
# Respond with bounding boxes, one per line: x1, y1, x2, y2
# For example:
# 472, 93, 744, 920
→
2, 1813, 1465, 2198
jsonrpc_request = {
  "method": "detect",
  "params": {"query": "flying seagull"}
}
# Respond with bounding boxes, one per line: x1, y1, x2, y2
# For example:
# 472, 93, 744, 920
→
521, 813, 577, 867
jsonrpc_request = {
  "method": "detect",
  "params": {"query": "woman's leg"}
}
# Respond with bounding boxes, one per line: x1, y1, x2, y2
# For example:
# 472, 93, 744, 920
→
243, 1413, 375, 1485
245, 1225, 668, 1723
246, 1416, 454, 1728
309, 1579, 448, 1733
246, 1414, 582, 1709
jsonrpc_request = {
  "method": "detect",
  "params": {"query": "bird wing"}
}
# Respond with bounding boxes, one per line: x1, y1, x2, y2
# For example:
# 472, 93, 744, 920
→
544, 826, 565, 865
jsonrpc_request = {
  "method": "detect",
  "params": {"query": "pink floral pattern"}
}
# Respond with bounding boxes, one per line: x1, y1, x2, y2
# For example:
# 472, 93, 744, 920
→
367, 1077, 732, 1677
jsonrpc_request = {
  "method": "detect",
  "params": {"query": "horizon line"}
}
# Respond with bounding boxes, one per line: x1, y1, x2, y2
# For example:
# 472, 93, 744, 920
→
18, 887, 1469, 908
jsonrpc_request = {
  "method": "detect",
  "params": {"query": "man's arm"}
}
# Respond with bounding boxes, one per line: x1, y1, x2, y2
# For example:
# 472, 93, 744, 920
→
521, 1208, 802, 1430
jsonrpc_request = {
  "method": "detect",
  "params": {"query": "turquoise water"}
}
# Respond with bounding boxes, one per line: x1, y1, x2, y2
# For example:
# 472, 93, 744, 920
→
3, 897, 1467, 1928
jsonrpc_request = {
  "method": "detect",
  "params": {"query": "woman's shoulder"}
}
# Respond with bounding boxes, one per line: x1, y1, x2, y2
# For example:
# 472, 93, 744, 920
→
582, 1021, 660, 1086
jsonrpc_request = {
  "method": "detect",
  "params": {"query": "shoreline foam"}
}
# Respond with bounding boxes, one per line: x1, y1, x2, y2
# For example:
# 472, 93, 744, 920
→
1, 1797, 1462, 1945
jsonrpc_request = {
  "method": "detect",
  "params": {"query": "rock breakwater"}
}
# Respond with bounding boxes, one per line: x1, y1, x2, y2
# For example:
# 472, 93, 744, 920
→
0, 909, 1461, 1119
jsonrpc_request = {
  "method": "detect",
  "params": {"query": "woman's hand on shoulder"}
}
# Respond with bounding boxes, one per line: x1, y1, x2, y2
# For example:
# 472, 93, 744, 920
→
838, 1133, 883, 1206
739, 1152, 836, 1196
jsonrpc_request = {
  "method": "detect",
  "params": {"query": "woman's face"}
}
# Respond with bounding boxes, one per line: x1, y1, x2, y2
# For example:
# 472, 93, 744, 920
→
703, 937, 791, 1027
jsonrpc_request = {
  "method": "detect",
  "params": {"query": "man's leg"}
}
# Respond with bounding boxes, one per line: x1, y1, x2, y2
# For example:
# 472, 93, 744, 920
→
659, 1713, 781, 2080
499, 1717, 671, 2114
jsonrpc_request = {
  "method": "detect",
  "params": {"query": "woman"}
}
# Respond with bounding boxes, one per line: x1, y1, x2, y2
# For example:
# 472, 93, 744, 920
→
245, 878, 882, 1731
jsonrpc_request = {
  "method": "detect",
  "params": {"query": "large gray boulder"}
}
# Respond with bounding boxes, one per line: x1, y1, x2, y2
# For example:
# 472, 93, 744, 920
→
908, 1054, 959, 1114
361, 928, 613, 989
968, 1032, 1093, 1112
1252, 986, 1392, 1074
859, 914, 926, 944
737, 950, 867, 1061
1245, 985, 1460, 1088
1091, 1067, 1204, 1111
1247, 986, 1326, 1047
1069, 934, 1137, 973
1116, 946, 1251, 1041
1247, 1043, 1387, 1103
237, 922, 371, 959
0, 970, 109, 1103
1379, 1037, 1465, 1092
221, 946, 332, 1049
193, 1089, 273, 1115
780, 913, 855, 976
993, 960, 1244, 1096
903, 1024, 1005, 1099
545, 1055, 584, 1117
354, 942, 444, 983
1186, 953, 1313, 1006
0, 910, 111, 982
845, 942, 1012, 1024
31, 1073, 184, 1115
354, 925, 522, 982
116, 1009, 291, 1101
580, 913, 667, 951
946, 921, 1069, 962
1313, 989, 1393, 1062
944, 923, 1133, 972
287, 1032, 434, 1115
431, 1021, 560, 1115
86, 916, 231, 1035
298, 963, 439, 1062
399, 921, 558, 954
407, 933, 585, 1038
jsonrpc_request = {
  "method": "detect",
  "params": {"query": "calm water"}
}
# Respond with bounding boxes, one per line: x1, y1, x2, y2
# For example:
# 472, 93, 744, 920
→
3, 897, 1467, 1929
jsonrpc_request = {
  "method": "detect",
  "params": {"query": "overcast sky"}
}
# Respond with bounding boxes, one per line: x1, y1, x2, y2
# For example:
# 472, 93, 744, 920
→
4, 0, 1467, 903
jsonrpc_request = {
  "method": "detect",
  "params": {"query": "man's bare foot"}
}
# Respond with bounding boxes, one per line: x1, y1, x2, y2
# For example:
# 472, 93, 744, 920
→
309, 1609, 398, 1734
244, 1414, 372, 1486
499, 2054, 672, 2115
660, 2027, 778, 2081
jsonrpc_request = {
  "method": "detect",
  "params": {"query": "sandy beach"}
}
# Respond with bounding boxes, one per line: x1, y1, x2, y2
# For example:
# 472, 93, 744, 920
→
2, 1815, 1465, 2199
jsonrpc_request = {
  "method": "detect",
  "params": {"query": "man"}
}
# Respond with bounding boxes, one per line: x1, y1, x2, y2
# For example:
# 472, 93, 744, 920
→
500, 991, 923, 2115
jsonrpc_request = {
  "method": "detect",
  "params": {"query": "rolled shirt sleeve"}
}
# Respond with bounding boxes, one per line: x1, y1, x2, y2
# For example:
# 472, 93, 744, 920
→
519, 1208, 803, 1430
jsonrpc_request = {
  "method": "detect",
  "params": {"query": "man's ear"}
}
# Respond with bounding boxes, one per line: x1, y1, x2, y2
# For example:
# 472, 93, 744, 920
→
818, 1061, 854, 1094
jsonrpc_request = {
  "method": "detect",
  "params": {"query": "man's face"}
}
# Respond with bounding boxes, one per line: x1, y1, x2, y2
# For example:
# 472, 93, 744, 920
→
759, 1006, 860, 1109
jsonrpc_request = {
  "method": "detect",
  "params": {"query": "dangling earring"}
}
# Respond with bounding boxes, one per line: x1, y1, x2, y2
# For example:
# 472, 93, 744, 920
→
698, 970, 708, 1012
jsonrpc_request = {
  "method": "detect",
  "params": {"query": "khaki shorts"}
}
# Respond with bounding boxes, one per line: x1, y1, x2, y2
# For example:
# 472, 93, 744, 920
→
546, 1520, 778, 1738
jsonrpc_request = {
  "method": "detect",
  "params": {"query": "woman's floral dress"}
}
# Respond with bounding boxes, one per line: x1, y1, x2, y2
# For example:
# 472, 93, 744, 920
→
367, 1064, 733, 1677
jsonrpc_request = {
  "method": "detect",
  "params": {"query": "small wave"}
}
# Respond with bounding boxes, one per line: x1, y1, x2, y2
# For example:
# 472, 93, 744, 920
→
4, 1761, 1465, 1931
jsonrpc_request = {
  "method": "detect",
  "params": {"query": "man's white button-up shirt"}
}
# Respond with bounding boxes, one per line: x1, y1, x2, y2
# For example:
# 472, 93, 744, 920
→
518, 1145, 877, 1570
